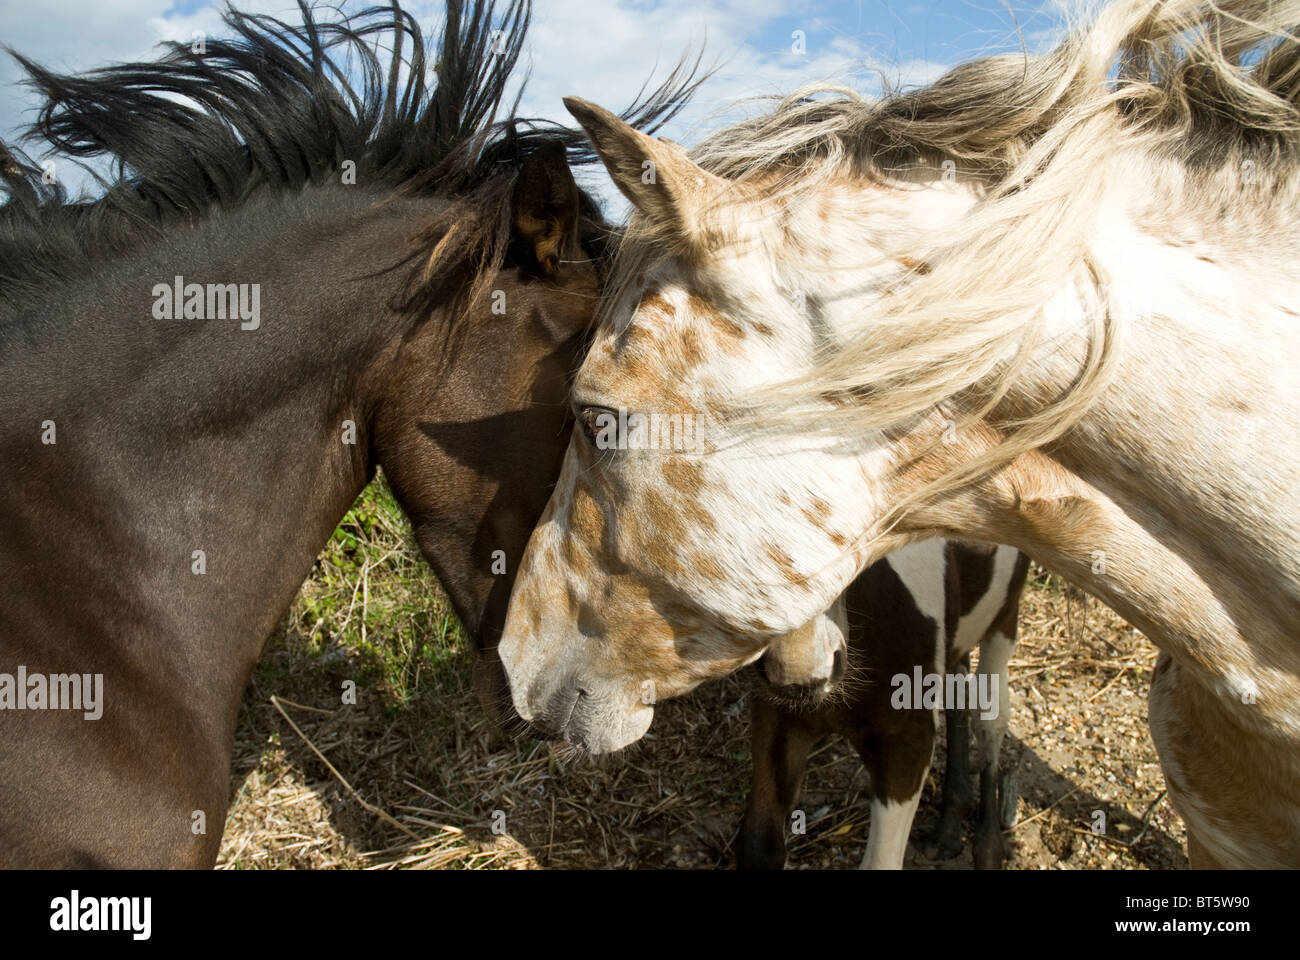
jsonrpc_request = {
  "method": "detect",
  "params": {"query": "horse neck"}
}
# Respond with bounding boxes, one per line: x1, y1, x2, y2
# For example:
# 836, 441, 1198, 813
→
913, 187, 1300, 696
0, 188, 434, 700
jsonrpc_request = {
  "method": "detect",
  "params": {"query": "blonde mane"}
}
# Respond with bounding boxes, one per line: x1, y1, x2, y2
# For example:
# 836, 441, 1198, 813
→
607, 0, 1300, 524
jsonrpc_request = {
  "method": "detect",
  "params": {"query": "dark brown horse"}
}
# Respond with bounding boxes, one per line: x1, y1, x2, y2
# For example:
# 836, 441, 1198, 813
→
0, 0, 696, 868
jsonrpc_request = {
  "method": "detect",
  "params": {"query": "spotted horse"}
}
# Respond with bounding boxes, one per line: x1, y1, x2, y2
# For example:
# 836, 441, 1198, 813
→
743, 541, 1028, 869
497, 0, 1300, 869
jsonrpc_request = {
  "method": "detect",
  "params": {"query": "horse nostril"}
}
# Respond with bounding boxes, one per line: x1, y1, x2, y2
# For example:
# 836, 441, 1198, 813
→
526, 682, 585, 743
831, 648, 846, 683
525, 717, 561, 741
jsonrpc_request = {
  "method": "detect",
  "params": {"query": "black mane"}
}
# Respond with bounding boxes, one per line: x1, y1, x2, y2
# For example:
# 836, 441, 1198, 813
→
0, 0, 703, 305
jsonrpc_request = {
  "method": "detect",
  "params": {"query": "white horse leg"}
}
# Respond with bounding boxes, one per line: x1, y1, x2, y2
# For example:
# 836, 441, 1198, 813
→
861, 787, 927, 869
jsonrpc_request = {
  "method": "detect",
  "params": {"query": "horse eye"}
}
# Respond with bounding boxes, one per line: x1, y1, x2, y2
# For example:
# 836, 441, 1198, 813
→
577, 406, 619, 450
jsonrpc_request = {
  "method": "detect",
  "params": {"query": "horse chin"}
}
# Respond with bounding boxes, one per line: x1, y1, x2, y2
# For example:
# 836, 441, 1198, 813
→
565, 703, 655, 755
752, 604, 849, 709
753, 646, 846, 711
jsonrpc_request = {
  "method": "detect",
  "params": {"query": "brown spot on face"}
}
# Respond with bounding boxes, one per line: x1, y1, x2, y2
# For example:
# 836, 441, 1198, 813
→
898, 256, 931, 275
683, 290, 713, 315
662, 459, 717, 533
686, 290, 742, 334
763, 540, 800, 583
1212, 392, 1251, 414
799, 496, 846, 547
611, 348, 652, 388
638, 293, 675, 318
682, 496, 718, 536
693, 552, 727, 580
561, 531, 586, 572
715, 314, 747, 345
569, 481, 604, 544
639, 488, 686, 576
753, 321, 775, 337
564, 481, 605, 572
527, 582, 543, 636
679, 325, 705, 366
663, 458, 706, 496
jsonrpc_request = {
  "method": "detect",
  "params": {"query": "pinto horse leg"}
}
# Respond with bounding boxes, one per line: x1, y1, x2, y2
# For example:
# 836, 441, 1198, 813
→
855, 708, 936, 869
737, 696, 822, 869
921, 665, 972, 862
861, 784, 928, 869
972, 625, 1017, 869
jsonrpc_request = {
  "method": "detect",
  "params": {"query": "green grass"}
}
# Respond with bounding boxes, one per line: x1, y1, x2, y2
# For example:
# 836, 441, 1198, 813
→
222, 472, 516, 867
287, 472, 470, 709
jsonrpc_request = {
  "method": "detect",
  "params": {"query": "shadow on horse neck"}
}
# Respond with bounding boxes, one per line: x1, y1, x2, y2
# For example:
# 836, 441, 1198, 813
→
0, 0, 700, 867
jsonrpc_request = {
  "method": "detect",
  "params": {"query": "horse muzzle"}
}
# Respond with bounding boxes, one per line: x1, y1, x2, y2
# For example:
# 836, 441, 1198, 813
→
754, 601, 848, 708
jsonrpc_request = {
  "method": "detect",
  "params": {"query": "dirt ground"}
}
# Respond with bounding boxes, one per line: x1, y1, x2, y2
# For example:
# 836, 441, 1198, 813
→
217, 536, 1187, 869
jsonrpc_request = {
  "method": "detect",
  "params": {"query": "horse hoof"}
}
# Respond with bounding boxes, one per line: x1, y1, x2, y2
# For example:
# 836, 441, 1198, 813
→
921, 829, 964, 861
973, 835, 1005, 870
736, 823, 788, 870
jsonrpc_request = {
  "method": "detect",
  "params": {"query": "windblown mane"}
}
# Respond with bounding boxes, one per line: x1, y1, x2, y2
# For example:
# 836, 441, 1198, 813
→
613, 0, 1300, 523
0, 0, 702, 315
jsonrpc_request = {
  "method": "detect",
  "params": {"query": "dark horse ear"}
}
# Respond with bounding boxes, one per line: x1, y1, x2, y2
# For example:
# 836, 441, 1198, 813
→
512, 140, 580, 277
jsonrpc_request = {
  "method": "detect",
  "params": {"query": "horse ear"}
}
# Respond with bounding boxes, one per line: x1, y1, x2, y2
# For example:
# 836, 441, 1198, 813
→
563, 96, 722, 244
512, 140, 580, 277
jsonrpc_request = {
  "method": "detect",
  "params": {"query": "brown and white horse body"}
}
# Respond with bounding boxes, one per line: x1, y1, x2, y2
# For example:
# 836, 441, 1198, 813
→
743, 540, 1028, 870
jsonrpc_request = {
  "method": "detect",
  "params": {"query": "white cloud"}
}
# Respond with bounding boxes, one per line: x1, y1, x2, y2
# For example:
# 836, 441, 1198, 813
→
0, 0, 305, 193
0, 0, 302, 139
513, 1, 905, 212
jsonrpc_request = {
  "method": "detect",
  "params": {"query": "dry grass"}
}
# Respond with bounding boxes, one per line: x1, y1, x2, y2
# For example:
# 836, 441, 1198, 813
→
217, 476, 1185, 870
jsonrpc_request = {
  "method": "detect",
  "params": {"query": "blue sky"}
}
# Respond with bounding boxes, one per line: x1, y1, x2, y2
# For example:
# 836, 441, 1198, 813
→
0, 0, 1073, 201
